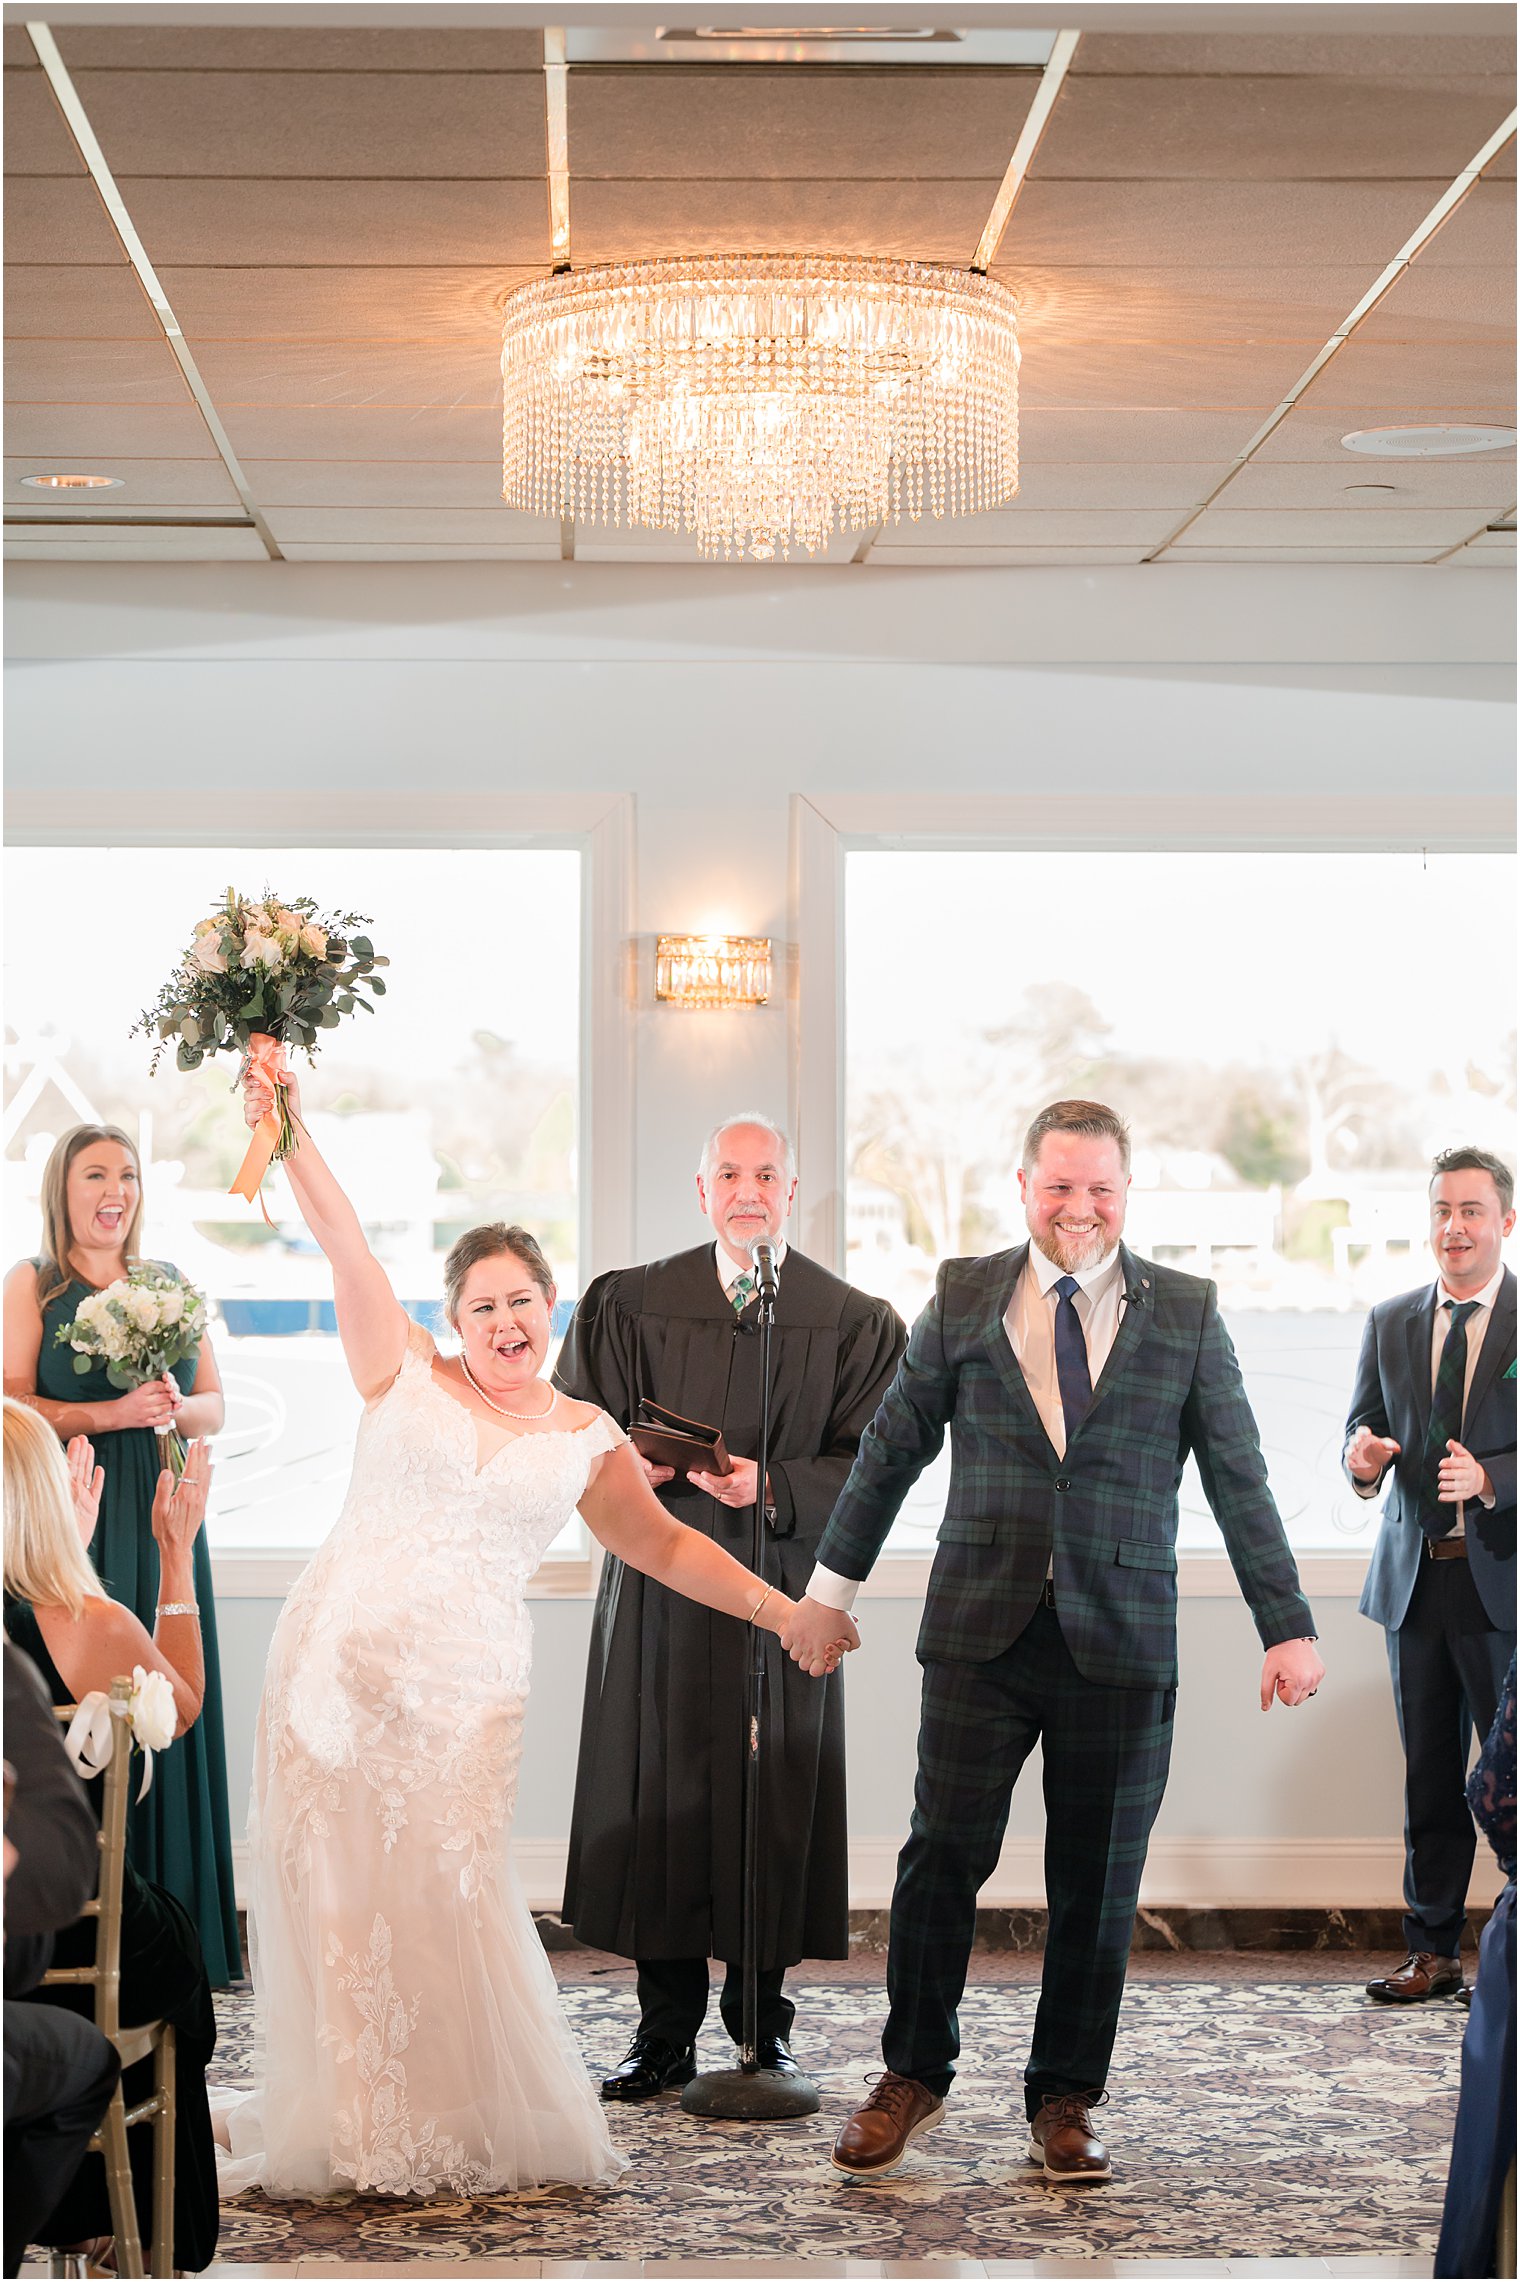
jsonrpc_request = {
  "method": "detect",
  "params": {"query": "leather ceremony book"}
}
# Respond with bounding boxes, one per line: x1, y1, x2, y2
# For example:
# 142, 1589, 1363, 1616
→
630, 1398, 734, 1479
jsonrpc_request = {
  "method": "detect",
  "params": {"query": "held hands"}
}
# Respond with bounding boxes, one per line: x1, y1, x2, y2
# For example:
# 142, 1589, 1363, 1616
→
65, 1435, 105, 1547
1260, 1638, 1325, 1711
1346, 1425, 1400, 1483
780, 1594, 861, 1678
111, 1373, 184, 1432
691, 1456, 761, 1509
1438, 1438, 1491, 1504
151, 1438, 212, 1557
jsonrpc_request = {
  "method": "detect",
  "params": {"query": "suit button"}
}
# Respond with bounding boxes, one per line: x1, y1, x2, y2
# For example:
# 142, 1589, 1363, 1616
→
1055, 1477, 1071, 1492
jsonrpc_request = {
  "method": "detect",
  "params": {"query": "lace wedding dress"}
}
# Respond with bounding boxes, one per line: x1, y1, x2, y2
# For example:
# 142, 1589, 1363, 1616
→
215, 1322, 628, 2199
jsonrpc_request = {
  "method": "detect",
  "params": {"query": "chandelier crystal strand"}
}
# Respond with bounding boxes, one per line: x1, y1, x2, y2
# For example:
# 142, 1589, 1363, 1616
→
501, 255, 1019, 563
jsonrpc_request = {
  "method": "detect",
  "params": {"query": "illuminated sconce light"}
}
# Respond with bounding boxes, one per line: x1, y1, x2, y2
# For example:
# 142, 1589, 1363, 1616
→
655, 934, 772, 1010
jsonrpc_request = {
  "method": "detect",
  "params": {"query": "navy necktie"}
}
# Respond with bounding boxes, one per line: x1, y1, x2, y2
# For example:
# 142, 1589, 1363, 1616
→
1421, 1297, 1480, 1538
1053, 1274, 1093, 1438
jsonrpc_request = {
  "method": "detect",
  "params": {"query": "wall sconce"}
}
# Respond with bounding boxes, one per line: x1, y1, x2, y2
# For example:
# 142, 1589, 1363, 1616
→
655, 934, 771, 1009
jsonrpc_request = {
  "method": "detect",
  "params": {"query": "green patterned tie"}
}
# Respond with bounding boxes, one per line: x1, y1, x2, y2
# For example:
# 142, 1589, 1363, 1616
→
730, 1272, 755, 1316
1421, 1298, 1480, 1538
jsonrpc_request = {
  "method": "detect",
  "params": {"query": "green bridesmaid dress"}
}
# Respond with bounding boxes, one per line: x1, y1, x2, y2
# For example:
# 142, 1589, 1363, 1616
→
36, 1267, 242, 1987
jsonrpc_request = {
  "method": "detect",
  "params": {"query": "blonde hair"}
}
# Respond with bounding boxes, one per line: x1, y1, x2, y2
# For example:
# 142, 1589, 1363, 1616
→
3, 1397, 105, 1620
35, 1124, 145, 1312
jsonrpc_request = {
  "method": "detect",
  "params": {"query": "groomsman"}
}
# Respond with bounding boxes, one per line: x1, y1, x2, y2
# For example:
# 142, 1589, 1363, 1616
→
554, 1115, 905, 2098
1345, 1146, 1516, 2004
784, 1100, 1322, 2182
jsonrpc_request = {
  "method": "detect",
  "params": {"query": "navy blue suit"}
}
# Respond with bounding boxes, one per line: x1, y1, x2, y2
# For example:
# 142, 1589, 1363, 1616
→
1346, 1268, 1517, 1955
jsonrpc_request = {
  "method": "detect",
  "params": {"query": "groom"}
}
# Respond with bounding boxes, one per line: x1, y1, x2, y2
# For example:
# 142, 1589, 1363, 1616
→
784, 1099, 1324, 2182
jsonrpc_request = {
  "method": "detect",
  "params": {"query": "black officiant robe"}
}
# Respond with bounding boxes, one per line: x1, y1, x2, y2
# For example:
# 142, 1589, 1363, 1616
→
554, 1242, 906, 1965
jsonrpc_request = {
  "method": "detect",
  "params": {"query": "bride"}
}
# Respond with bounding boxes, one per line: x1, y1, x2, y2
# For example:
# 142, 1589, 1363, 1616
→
217, 1063, 819, 2201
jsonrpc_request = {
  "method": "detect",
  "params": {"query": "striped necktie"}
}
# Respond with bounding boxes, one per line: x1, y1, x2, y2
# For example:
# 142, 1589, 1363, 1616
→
730, 1272, 755, 1317
1421, 1297, 1480, 1538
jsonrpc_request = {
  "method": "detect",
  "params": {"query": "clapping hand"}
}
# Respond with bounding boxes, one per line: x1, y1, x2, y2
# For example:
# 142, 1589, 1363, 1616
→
1438, 1439, 1490, 1503
66, 1435, 105, 1547
151, 1437, 212, 1556
780, 1594, 861, 1678
1345, 1425, 1400, 1482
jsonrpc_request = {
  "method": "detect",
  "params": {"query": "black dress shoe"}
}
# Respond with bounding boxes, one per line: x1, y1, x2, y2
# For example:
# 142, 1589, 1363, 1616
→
756, 2036, 805, 2079
599, 2033, 698, 2102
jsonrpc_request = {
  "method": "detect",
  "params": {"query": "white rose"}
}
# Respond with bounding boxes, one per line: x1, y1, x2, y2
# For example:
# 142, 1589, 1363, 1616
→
128, 1288, 159, 1331
191, 932, 228, 974
157, 1287, 185, 1326
128, 1666, 177, 1753
240, 931, 283, 970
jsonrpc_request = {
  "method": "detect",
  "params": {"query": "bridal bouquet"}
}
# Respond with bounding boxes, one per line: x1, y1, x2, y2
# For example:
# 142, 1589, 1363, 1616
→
132, 888, 389, 1204
54, 1263, 208, 1475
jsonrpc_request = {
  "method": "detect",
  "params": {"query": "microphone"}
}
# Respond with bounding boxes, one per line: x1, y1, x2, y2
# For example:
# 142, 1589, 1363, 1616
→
750, 1237, 780, 1302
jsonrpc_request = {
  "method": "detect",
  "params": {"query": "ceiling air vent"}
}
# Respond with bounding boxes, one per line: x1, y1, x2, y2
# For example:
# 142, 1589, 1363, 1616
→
565, 26, 1056, 64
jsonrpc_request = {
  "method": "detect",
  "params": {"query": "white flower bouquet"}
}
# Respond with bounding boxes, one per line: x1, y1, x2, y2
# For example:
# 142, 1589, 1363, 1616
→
132, 887, 389, 1205
54, 1264, 208, 1475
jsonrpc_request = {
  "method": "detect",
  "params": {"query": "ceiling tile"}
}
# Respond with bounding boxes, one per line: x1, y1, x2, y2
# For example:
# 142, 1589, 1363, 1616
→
241, 459, 508, 507
1018, 408, 1264, 462
567, 66, 1037, 180
1178, 506, 1492, 546
1004, 179, 1449, 269
1019, 339, 1305, 409
878, 508, 1177, 547
76, 68, 548, 180
1069, 34, 1516, 78
190, 341, 501, 408
570, 178, 1001, 265
51, 28, 546, 70
4, 177, 124, 265
1219, 458, 1518, 510
1007, 265, 1383, 346
164, 266, 533, 343
278, 541, 561, 561
866, 545, 1151, 565
217, 406, 500, 461
4, 31, 39, 66
1295, 339, 1515, 412
265, 506, 556, 544
5, 338, 193, 403
1415, 180, 1515, 266
1484, 141, 1516, 179
1158, 545, 1446, 562
2, 405, 218, 459
1253, 404, 1517, 462
4, 265, 162, 338
1446, 546, 1517, 563
4, 455, 240, 506
1009, 462, 1228, 509
119, 179, 549, 268
1033, 74, 1512, 181
4, 527, 268, 560
1462, 525, 1520, 548
4, 66, 87, 174
1354, 261, 1516, 344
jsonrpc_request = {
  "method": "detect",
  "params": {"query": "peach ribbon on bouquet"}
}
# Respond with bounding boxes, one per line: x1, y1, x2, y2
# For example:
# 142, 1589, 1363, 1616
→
229, 1030, 289, 1224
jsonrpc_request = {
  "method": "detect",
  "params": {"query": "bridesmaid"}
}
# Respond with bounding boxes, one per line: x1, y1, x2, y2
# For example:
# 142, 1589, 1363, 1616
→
2, 1121, 241, 1986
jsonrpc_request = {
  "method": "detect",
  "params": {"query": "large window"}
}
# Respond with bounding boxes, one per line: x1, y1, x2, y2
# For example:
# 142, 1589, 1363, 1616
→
845, 849, 1515, 1554
4, 846, 582, 1558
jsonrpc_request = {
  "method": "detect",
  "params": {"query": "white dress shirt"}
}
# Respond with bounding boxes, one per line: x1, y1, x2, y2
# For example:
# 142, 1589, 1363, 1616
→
715, 1235, 786, 1303
1351, 1263, 1505, 1530
807, 1244, 1126, 1615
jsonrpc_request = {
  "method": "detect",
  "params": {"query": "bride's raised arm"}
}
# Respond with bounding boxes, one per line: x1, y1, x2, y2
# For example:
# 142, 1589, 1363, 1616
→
241, 1063, 408, 1399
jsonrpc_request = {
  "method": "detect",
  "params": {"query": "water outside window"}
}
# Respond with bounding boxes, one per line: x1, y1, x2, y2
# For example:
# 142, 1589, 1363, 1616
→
4, 847, 582, 1555
845, 850, 1516, 1556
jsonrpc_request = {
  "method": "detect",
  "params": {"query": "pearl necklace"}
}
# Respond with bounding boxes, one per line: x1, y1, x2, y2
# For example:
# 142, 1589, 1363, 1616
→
459, 1352, 559, 1422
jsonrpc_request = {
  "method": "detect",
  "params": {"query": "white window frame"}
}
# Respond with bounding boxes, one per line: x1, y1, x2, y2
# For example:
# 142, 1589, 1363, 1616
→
789, 788, 1514, 1602
6, 788, 634, 1601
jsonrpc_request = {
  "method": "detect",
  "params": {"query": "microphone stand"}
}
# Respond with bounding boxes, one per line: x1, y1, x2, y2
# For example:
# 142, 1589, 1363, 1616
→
681, 1250, 820, 2121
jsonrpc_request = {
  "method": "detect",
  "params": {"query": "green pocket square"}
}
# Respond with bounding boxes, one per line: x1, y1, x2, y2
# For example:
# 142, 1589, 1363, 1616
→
1506, 1358, 1517, 1380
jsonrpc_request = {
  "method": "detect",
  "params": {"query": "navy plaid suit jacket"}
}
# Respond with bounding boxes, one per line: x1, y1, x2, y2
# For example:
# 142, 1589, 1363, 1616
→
815, 1242, 1315, 1689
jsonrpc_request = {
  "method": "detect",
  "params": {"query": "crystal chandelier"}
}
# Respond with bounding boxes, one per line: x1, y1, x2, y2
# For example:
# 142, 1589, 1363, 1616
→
501, 255, 1020, 562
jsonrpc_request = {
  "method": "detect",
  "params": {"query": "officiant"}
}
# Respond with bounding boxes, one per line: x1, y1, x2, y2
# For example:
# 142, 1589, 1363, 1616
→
554, 1114, 906, 2099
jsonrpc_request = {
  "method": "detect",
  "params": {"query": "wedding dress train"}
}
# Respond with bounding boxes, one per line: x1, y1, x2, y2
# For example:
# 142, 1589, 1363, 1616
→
216, 1323, 627, 2198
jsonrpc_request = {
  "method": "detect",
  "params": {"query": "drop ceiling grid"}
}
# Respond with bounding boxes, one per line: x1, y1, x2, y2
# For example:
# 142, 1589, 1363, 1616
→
3, 25, 1516, 565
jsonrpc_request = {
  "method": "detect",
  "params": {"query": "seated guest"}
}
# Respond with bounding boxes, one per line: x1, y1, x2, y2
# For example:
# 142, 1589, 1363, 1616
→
4, 1639, 121, 2279
2, 1398, 220, 2273
1436, 1655, 1516, 2280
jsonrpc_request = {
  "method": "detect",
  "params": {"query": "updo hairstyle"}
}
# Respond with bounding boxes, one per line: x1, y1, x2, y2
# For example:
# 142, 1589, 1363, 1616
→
441, 1223, 556, 1330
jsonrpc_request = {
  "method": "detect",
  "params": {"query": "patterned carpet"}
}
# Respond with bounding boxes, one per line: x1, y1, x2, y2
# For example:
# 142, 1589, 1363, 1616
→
209, 1952, 1465, 2266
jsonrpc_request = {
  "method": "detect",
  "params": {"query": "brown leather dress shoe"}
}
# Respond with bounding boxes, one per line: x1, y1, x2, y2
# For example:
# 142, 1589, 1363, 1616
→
1028, 2093, 1112, 2183
1365, 1952, 1465, 2004
831, 2072, 945, 2175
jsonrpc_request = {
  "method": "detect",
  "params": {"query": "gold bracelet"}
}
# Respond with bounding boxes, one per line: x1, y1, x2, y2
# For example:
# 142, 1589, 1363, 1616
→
747, 1582, 775, 1625
156, 1601, 200, 1617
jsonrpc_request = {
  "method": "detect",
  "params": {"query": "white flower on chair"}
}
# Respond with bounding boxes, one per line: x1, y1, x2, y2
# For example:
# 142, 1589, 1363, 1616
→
128, 1666, 177, 1754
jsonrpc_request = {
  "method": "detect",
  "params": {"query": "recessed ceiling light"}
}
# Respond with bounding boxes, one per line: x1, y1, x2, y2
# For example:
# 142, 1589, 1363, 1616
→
1341, 426, 1516, 459
20, 472, 124, 489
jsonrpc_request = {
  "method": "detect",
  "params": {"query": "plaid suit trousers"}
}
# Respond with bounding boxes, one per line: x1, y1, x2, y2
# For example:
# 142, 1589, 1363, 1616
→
882, 1602, 1175, 2115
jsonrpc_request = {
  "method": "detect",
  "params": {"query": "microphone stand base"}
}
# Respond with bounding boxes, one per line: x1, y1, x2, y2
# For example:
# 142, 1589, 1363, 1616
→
680, 2067, 821, 2120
